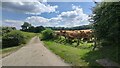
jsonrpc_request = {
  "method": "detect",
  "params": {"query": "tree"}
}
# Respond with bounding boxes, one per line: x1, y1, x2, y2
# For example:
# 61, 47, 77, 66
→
21, 22, 31, 31
92, 2, 120, 47
34, 26, 45, 33
28, 26, 35, 32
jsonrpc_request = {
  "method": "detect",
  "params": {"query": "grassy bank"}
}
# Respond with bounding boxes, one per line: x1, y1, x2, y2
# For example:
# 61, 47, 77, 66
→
43, 41, 119, 67
1, 31, 36, 58
43, 41, 94, 66
1, 45, 23, 58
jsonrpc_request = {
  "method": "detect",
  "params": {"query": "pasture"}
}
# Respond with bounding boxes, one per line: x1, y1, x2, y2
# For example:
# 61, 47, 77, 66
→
54, 29, 94, 47
41, 29, 120, 66
55, 29, 92, 33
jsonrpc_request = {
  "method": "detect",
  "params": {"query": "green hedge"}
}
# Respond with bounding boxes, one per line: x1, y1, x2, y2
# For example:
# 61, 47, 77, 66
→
2, 30, 35, 48
41, 29, 54, 40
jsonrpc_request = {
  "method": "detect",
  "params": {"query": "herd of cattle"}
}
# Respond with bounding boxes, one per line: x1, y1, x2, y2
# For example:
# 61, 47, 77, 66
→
55, 29, 94, 44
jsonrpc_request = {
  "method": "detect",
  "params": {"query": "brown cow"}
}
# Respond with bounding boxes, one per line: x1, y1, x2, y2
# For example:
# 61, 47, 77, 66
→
55, 29, 93, 46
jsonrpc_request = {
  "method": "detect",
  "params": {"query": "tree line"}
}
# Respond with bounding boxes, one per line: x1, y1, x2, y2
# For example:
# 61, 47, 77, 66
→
20, 22, 45, 33
20, 22, 92, 33
46, 25, 92, 30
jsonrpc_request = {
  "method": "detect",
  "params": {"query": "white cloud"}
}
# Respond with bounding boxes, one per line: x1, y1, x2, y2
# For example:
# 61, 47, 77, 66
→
3, 5, 90, 29
25, 16, 49, 26
2, 1, 58, 15
3, 20, 24, 29
56, 5, 90, 27
24, 5, 90, 27
25, 6, 90, 27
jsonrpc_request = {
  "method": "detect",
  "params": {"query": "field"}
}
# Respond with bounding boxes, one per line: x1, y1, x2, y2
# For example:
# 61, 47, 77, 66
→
55, 29, 92, 33
40, 30, 120, 68
41, 29, 120, 67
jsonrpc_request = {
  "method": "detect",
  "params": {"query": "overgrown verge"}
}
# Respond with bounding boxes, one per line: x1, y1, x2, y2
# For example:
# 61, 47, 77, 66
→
43, 41, 97, 66
0, 45, 23, 58
40, 28, 120, 67
2, 30, 35, 48
43, 40, 119, 67
1, 30, 36, 57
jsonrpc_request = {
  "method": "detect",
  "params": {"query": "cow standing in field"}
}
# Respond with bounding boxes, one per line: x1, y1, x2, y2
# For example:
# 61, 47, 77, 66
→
80, 30, 93, 42
55, 29, 93, 46
65, 31, 78, 44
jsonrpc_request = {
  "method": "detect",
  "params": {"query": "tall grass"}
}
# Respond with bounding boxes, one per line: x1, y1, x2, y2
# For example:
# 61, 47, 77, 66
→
44, 41, 91, 66
43, 40, 119, 67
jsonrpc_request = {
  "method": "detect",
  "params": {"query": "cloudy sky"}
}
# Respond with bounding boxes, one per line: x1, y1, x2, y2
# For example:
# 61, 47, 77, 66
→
2, 1, 95, 29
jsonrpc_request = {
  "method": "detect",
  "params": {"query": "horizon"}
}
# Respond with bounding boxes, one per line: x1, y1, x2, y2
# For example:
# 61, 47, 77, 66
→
2, 2, 95, 29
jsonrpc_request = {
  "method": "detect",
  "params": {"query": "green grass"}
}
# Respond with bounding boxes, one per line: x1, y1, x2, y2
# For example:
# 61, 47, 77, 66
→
1, 31, 36, 57
44, 41, 93, 66
0, 45, 23, 58
43, 40, 119, 67
21, 31, 36, 42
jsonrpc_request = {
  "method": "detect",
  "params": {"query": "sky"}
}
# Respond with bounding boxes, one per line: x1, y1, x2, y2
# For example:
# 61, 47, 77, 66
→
2, 1, 95, 29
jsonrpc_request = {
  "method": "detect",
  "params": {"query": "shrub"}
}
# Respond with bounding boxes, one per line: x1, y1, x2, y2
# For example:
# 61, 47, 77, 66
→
41, 29, 54, 40
2, 30, 26, 48
93, 2, 120, 46
2, 27, 16, 36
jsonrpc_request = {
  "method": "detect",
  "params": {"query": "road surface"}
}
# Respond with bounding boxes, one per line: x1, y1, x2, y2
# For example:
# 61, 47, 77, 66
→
2, 36, 70, 66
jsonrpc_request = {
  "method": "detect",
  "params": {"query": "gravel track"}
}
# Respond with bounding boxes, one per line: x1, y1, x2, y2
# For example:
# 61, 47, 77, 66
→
2, 36, 70, 66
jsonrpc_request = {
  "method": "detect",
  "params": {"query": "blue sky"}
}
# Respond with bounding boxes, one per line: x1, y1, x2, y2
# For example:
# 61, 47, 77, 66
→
2, 2, 95, 29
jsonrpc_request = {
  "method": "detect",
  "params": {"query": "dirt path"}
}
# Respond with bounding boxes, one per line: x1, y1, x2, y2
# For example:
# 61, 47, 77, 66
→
2, 36, 70, 66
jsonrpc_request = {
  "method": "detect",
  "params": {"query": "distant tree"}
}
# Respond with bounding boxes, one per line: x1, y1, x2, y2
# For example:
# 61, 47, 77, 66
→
21, 22, 31, 31
46, 25, 92, 30
34, 26, 45, 33
20, 22, 45, 33
28, 26, 35, 32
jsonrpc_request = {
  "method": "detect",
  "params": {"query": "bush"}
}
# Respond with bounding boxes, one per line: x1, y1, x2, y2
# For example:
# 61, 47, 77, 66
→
2, 27, 16, 36
93, 2, 120, 46
41, 29, 54, 40
2, 31, 26, 48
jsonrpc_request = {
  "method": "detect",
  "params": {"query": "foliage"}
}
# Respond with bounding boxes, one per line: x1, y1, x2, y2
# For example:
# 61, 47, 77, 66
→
21, 22, 45, 33
2, 30, 35, 48
44, 41, 101, 67
2, 27, 16, 35
81, 45, 120, 66
93, 2, 120, 46
20, 22, 92, 33
34, 26, 45, 33
41, 29, 54, 40
21, 22, 31, 31
46, 25, 92, 30
44, 40, 120, 67
1, 45, 23, 58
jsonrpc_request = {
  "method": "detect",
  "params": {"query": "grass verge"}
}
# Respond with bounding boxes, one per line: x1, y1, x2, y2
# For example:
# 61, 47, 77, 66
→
43, 40, 119, 67
1, 31, 36, 58
0, 45, 23, 58
43, 41, 93, 66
